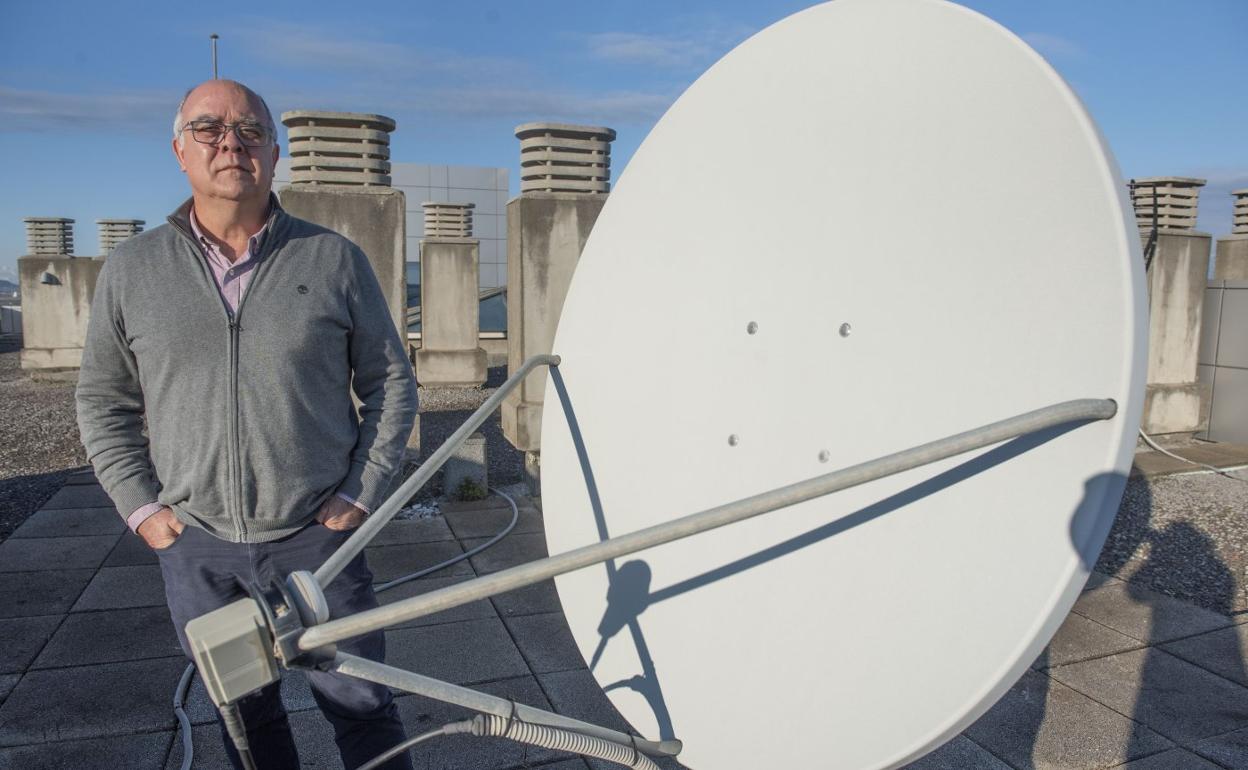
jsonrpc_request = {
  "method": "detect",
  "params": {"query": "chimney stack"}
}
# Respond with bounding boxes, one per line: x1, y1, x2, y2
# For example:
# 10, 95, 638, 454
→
1130, 177, 1206, 232
422, 202, 475, 239
282, 110, 396, 187
24, 217, 74, 256
516, 122, 615, 195
97, 219, 145, 256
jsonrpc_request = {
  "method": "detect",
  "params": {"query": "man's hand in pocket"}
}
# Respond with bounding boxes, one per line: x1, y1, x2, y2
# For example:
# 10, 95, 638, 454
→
138, 507, 185, 550
316, 495, 368, 531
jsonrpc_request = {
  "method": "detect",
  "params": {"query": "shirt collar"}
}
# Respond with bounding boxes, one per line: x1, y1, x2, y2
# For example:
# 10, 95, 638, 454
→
188, 206, 270, 258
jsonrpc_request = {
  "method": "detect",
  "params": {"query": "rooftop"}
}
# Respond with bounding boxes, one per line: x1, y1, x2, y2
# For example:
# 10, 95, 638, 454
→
0, 339, 1246, 768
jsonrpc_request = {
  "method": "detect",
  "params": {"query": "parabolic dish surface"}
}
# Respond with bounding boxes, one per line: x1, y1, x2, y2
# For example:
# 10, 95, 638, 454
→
540, 0, 1147, 767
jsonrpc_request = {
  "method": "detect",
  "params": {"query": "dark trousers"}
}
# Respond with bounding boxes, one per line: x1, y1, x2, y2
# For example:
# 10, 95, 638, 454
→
157, 521, 413, 770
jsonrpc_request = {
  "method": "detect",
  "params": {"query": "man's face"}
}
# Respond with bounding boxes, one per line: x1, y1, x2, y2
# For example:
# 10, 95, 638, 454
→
171, 82, 279, 205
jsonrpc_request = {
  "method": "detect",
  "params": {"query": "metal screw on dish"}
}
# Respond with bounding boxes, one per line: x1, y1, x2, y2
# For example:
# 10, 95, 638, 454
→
747, 321, 758, 335
839, 323, 852, 338
728, 434, 739, 447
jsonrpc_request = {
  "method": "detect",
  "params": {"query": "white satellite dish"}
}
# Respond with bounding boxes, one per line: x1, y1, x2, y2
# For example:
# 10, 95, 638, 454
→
183, 1, 1144, 767
541, 0, 1146, 767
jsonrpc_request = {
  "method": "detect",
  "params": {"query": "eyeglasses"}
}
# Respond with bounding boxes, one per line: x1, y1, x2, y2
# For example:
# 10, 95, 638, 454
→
182, 120, 273, 148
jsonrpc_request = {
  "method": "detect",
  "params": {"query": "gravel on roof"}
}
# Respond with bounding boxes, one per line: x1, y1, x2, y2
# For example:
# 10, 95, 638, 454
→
0, 337, 88, 542
405, 366, 526, 501
1098, 468, 1248, 617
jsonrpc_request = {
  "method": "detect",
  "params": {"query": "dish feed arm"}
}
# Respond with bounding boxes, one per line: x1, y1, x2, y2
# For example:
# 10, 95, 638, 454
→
298, 398, 1117, 652
313, 354, 561, 588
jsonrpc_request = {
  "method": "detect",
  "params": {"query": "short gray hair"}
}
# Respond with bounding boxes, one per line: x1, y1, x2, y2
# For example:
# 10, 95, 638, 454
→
173, 80, 276, 143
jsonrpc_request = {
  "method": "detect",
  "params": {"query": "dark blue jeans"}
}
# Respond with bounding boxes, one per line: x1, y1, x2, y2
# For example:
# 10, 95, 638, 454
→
157, 521, 413, 770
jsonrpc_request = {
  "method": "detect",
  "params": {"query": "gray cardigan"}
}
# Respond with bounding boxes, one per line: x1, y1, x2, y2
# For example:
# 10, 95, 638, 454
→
76, 198, 418, 543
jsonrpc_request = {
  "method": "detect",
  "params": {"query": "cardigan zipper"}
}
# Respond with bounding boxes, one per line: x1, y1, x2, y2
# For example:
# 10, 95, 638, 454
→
168, 209, 280, 542
224, 226, 279, 541
227, 313, 245, 540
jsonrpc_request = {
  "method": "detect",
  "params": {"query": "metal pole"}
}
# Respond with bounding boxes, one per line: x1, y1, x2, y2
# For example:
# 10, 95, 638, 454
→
313, 354, 561, 588
300, 397, 1117, 650
328, 652, 683, 758
210, 34, 219, 79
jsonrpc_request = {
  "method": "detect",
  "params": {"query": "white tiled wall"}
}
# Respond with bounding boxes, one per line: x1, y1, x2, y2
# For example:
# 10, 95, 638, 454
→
403, 211, 424, 238
1198, 282, 1248, 444
390, 165, 431, 187
275, 160, 509, 290
473, 215, 500, 240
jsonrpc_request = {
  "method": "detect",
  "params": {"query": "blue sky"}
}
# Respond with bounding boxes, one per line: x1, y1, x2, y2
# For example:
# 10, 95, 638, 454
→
1, 0, 1245, 282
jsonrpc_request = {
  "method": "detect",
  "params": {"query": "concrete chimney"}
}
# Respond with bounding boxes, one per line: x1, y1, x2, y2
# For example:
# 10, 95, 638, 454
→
1133, 177, 1213, 435
422, 202, 475, 239
18, 217, 102, 375
515, 122, 616, 195
281, 111, 396, 187
503, 122, 617, 490
416, 200, 486, 388
1215, 189, 1248, 280
23, 217, 74, 256
1131, 177, 1206, 232
97, 219, 144, 256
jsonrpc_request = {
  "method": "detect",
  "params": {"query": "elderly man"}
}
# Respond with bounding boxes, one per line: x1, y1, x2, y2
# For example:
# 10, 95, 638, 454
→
76, 79, 417, 769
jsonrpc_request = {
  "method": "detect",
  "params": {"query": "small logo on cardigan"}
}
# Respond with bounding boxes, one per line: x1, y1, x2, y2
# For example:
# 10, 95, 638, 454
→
296, 285, 309, 294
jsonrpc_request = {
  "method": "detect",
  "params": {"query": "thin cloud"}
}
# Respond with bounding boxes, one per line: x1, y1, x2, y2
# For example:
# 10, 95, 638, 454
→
1190, 167, 1248, 188
229, 19, 686, 125
228, 21, 660, 122
232, 21, 528, 83
1022, 32, 1087, 61
260, 79, 673, 127
244, 27, 414, 73
0, 19, 681, 139
0, 80, 672, 137
0, 85, 174, 133
583, 19, 753, 71
390, 86, 675, 126
586, 32, 710, 69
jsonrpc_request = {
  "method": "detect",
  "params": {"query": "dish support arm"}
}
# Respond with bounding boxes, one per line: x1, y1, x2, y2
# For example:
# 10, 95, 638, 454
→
300, 396, 1118, 650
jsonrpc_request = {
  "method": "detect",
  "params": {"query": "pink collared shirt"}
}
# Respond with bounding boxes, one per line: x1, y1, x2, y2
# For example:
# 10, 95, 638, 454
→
126, 208, 367, 533
189, 207, 265, 315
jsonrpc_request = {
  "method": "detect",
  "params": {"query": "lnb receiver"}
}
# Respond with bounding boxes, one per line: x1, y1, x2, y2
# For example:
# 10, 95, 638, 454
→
184, 570, 330, 708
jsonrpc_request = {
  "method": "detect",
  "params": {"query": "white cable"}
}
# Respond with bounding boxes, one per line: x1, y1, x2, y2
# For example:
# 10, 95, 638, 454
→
470, 713, 662, 769
356, 723, 467, 770
359, 712, 665, 770
219, 702, 259, 770
1138, 428, 1247, 482
173, 663, 195, 770
374, 486, 521, 593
